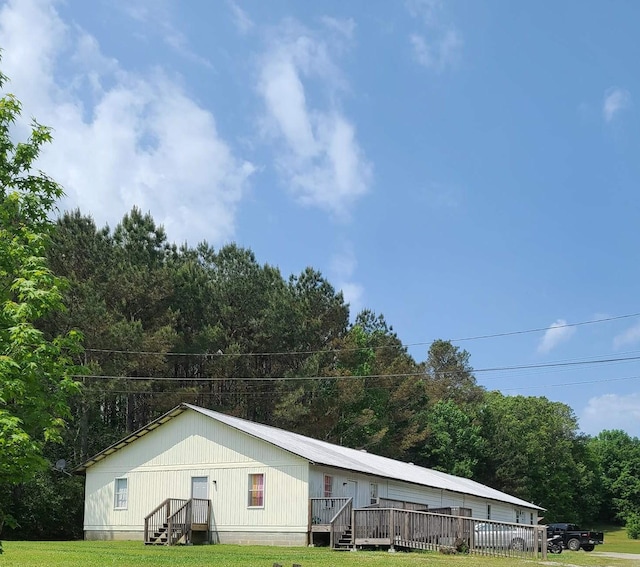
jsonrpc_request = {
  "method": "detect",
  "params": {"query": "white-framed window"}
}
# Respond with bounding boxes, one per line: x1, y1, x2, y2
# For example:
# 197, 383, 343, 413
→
487, 504, 491, 519
369, 483, 378, 505
248, 473, 264, 508
114, 477, 128, 509
323, 474, 333, 498
530, 512, 534, 525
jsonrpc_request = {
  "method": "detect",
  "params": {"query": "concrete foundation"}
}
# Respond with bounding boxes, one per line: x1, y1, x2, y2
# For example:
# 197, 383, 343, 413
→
84, 529, 307, 546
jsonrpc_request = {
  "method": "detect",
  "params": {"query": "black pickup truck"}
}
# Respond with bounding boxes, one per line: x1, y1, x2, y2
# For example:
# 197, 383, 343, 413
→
546, 523, 604, 552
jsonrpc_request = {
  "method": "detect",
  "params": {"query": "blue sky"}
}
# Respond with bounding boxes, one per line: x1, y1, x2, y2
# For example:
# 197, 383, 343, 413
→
1, 0, 639, 437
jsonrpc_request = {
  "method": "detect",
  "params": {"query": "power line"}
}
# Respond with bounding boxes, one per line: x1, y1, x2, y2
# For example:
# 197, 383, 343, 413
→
502, 374, 640, 392
74, 371, 417, 382
73, 373, 640, 396
82, 311, 640, 359
448, 312, 640, 343
72, 352, 640, 382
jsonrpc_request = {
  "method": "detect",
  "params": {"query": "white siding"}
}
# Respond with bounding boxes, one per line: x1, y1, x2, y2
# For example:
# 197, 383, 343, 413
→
309, 465, 539, 524
309, 465, 388, 509
84, 411, 309, 536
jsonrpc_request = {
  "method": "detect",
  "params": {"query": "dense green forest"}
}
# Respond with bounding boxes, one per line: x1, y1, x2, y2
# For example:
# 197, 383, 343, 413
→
4, 206, 640, 540
1, 76, 639, 544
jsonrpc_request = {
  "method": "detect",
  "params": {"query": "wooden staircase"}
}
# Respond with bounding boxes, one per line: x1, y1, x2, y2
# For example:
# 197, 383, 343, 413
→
146, 522, 185, 545
334, 526, 353, 550
328, 498, 353, 550
144, 498, 210, 545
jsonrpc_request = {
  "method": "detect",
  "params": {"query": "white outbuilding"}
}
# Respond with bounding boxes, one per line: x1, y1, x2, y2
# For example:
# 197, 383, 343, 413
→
76, 403, 542, 546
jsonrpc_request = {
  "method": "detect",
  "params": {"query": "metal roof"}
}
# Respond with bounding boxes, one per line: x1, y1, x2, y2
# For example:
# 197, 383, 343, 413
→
76, 403, 543, 511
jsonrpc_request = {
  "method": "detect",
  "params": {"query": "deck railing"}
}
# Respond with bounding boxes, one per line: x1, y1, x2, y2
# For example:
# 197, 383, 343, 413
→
144, 498, 188, 544
352, 508, 546, 559
329, 497, 353, 549
144, 498, 210, 545
368, 498, 428, 511
310, 497, 351, 527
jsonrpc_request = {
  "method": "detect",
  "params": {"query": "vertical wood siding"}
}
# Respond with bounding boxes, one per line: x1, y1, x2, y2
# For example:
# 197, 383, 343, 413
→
84, 410, 309, 534
308, 466, 538, 524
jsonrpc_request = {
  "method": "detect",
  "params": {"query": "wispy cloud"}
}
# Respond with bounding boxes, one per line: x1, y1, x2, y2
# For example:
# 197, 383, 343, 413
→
330, 244, 364, 316
228, 1, 254, 35
406, 0, 462, 71
320, 16, 356, 40
0, 0, 254, 244
537, 319, 575, 354
581, 393, 640, 436
410, 30, 462, 72
117, 0, 214, 69
257, 20, 372, 216
406, 0, 442, 25
613, 322, 640, 350
603, 87, 631, 123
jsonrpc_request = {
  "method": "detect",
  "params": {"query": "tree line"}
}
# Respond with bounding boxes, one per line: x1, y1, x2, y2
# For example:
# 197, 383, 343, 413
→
2, 75, 640, 546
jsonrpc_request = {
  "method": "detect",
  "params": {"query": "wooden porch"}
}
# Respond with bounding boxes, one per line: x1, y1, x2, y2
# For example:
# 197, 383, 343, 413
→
144, 498, 211, 545
309, 498, 547, 559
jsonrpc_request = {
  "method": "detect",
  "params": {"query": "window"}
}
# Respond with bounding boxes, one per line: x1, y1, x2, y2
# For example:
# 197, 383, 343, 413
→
114, 478, 128, 509
248, 473, 264, 507
369, 483, 378, 505
487, 504, 491, 520
323, 474, 333, 498
530, 512, 534, 525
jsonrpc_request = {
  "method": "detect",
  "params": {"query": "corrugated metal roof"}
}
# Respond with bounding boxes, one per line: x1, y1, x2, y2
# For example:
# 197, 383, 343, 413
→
185, 404, 543, 511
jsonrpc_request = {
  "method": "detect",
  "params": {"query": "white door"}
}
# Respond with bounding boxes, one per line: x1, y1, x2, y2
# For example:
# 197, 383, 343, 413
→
191, 476, 209, 500
345, 480, 358, 506
191, 477, 209, 524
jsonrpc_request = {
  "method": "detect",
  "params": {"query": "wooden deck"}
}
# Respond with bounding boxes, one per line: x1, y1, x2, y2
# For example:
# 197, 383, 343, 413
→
309, 498, 547, 559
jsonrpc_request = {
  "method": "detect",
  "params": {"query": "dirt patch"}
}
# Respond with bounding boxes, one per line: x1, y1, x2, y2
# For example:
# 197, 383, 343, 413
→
591, 551, 640, 560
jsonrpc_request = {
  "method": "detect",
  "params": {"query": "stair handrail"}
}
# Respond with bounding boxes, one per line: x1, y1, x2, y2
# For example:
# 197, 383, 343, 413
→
329, 497, 353, 549
167, 498, 193, 545
144, 498, 170, 543
144, 498, 188, 544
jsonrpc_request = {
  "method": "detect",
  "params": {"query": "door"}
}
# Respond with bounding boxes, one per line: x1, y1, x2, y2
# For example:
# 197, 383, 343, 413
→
191, 477, 209, 524
345, 480, 358, 506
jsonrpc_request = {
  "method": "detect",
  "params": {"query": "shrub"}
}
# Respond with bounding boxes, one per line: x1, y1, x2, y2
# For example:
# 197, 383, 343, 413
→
626, 513, 640, 539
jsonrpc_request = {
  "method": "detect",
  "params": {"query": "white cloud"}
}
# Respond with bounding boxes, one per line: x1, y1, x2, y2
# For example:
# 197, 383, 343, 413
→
320, 16, 356, 41
117, 0, 214, 69
257, 21, 372, 216
228, 1, 254, 35
603, 87, 631, 123
406, 0, 443, 26
613, 322, 640, 350
581, 393, 640, 436
330, 245, 364, 316
537, 319, 575, 354
407, 0, 461, 71
410, 30, 462, 72
0, 0, 253, 244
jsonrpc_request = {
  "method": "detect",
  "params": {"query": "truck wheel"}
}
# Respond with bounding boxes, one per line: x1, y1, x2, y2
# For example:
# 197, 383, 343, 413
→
567, 538, 581, 551
582, 545, 594, 552
510, 538, 525, 551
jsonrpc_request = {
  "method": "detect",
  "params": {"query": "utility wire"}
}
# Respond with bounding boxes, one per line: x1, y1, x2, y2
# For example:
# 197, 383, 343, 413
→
502, 374, 640, 392
448, 312, 640, 342
72, 352, 640, 382
73, 373, 640, 396
82, 311, 640, 359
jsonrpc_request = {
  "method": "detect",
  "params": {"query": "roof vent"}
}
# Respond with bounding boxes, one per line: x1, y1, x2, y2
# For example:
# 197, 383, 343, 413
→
360, 449, 367, 452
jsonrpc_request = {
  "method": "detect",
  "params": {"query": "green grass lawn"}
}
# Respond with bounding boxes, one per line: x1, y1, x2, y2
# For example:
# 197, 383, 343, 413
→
1, 540, 638, 567
596, 524, 640, 554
